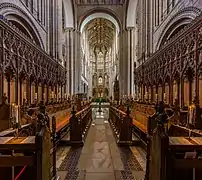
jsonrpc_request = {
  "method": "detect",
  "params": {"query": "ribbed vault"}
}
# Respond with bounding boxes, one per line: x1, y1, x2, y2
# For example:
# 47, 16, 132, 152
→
84, 18, 116, 49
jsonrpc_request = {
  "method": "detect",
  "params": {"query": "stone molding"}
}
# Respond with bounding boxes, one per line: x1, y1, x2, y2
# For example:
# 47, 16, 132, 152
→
155, 7, 202, 51
0, 2, 44, 49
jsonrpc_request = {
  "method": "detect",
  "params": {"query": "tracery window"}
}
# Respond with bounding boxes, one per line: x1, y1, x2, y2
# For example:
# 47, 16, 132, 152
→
97, 52, 104, 70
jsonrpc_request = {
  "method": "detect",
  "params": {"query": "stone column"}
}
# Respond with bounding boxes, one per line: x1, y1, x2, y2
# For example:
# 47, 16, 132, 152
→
0, 73, 3, 104
146, 0, 151, 57
122, 29, 129, 96
72, 30, 82, 94
49, 0, 54, 57
0, 28, 3, 104
118, 30, 124, 97
65, 28, 75, 95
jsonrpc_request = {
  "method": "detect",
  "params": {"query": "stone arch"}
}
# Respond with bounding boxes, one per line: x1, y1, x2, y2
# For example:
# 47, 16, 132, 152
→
0, 3, 44, 49
156, 7, 201, 50
78, 8, 121, 33
126, 0, 138, 28
62, 0, 74, 28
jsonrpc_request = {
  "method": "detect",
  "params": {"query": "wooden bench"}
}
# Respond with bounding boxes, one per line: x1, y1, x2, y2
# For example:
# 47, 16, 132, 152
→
0, 125, 55, 180
133, 119, 148, 134
131, 103, 156, 135
148, 124, 202, 180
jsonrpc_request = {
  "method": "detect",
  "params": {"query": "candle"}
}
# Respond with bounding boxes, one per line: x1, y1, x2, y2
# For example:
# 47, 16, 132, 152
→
24, 92, 26, 99
35, 93, 37, 100
52, 91, 54, 98
43, 93, 45, 99
175, 91, 177, 99
146, 92, 148, 99
163, 93, 166, 100
15, 105, 19, 123
11, 103, 15, 117
156, 94, 158, 100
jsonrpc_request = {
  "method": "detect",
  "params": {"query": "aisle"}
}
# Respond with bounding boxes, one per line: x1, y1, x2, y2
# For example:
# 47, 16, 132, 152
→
57, 110, 145, 180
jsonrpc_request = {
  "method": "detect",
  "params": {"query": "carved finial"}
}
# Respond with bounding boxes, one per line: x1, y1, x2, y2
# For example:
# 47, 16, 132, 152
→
2, 93, 8, 104
126, 106, 130, 116
72, 106, 76, 115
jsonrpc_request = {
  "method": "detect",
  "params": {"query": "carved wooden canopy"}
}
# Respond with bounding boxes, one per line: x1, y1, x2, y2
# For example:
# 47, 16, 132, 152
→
0, 18, 66, 86
135, 18, 202, 87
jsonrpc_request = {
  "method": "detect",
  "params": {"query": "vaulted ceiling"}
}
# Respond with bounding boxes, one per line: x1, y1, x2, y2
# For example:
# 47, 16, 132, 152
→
84, 18, 116, 51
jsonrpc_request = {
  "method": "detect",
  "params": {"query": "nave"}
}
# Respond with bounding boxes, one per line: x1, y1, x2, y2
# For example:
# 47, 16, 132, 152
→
56, 109, 146, 180
0, 0, 202, 179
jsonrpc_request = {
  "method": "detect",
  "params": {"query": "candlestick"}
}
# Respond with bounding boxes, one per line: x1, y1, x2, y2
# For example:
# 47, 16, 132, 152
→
163, 93, 166, 100
15, 105, 19, 123
175, 91, 177, 99
35, 93, 37, 100
146, 92, 148, 100
11, 103, 15, 118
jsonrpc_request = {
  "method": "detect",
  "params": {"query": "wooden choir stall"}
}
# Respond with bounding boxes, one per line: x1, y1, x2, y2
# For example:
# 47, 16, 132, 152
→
132, 16, 202, 143
0, 101, 92, 180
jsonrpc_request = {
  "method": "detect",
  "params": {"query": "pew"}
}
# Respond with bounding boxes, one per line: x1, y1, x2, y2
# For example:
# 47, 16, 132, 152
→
68, 105, 92, 146
148, 123, 202, 180
131, 103, 156, 134
109, 106, 133, 145
0, 101, 73, 137
0, 103, 11, 132
0, 120, 56, 180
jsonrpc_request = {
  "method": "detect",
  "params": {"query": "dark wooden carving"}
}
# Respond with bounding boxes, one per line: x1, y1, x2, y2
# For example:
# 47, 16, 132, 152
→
135, 17, 202, 129
114, 75, 119, 101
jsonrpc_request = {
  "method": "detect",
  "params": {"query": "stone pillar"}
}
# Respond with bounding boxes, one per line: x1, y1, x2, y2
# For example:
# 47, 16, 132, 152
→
0, 73, 3, 104
76, 30, 81, 94
146, 0, 151, 57
119, 30, 124, 97
49, 0, 53, 56
122, 28, 135, 96
120, 29, 129, 96
129, 28, 135, 96
65, 28, 75, 95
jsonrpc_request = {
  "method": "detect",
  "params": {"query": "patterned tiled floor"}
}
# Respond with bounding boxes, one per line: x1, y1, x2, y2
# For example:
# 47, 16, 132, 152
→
56, 109, 146, 180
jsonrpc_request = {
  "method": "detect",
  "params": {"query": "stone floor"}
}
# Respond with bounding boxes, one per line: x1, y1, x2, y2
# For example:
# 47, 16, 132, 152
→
56, 111, 146, 180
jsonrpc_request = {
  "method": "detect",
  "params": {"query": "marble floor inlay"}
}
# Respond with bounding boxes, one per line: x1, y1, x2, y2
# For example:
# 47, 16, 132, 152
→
56, 108, 146, 180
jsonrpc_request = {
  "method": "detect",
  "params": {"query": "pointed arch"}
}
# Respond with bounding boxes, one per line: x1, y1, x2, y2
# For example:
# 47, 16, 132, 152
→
62, 0, 74, 28
79, 9, 121, 33
126, 0, 138, 28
